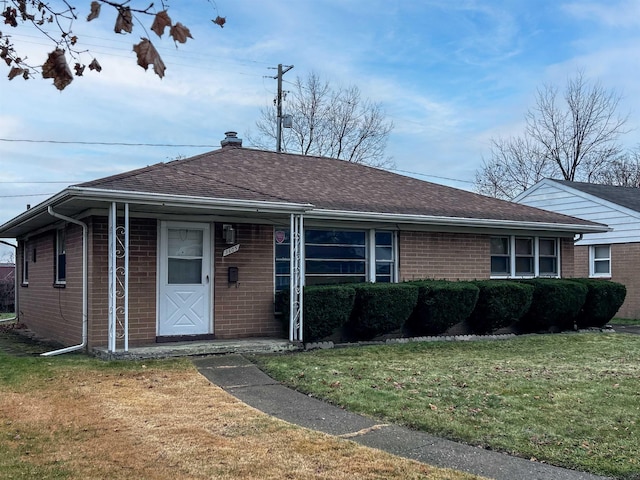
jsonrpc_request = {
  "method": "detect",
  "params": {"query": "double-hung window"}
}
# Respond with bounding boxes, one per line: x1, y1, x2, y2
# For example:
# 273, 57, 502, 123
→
490, 237, 510, 275
55, 229, 66, 285
21, 241, 29, 285
514, 237, 534, 276
490, 236, 559, 278
589, 245, 611, 278
538, 238, 558, 276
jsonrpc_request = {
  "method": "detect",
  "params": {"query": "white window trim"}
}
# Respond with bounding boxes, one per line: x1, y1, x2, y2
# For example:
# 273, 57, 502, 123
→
491, 235, 561, 279
589, 244, 611, 278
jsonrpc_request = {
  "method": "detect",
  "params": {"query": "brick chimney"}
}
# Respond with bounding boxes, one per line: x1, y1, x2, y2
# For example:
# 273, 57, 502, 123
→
220, 131, 242, 148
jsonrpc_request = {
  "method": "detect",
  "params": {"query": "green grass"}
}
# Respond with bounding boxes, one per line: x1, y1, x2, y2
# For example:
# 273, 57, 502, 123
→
254, 334, 640, 479
610, 318, 640, 326
0, 313, 15, 320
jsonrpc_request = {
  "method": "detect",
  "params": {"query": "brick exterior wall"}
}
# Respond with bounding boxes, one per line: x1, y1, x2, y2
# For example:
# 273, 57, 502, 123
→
575, 243, 640, 319
87, 216, 158, 349
398, 232, 575, 281
398, 231, 491, 281
17, 224, 83, 347
213, 223, 280, 339
16, 218, 585, 349
574, 244, 589, 278
560, 237, 576, 278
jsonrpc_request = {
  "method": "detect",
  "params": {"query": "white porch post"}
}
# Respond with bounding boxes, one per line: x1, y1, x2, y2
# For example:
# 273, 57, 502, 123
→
289, 213, 304, 342
123, 203, 129, 351
108, 203, 116, 352
108, 202, 130, 352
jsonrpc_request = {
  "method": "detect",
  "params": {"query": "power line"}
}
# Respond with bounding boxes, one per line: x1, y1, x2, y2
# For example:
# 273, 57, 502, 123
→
0, 138, 218, 148
388, 168, 474, 184
0, 181, 77, 184
0, 193, 55, 198
0, 141, 475, 186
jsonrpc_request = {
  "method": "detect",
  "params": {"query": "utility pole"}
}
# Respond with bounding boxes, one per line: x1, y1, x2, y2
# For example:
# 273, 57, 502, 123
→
271, 64, 294, 152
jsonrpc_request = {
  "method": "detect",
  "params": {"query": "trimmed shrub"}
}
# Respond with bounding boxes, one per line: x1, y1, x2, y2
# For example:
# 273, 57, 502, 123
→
405, 281, 479, 336
275, 285, 356, 342
571, 279, 626, 328
516, 279, 588, 332
347, 283, 419, 340
467, 281, 534, 334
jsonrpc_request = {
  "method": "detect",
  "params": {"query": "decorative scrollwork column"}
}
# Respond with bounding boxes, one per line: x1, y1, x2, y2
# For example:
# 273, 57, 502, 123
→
108, 203, 129, 352
289, 213, 304, 342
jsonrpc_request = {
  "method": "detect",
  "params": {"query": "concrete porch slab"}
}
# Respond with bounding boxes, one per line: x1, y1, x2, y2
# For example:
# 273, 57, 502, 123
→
92, 338, 300, 360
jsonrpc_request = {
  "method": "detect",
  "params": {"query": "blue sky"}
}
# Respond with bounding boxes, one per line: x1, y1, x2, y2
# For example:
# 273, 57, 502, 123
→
2, 0, 640, 258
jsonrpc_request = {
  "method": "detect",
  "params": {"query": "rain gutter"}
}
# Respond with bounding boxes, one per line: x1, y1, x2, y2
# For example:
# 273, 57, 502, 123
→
303, 209, 610, 234
40, 206, 88, 357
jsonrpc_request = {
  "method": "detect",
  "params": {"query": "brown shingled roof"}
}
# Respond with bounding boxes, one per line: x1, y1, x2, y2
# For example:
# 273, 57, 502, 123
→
78, 147, 596, 226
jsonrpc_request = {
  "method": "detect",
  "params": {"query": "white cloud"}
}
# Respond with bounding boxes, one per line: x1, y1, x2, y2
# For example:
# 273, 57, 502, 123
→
562, 1, 640, 27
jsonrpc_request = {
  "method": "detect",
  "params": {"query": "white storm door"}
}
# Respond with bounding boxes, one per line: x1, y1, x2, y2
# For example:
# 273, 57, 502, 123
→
158, 222, 212, 336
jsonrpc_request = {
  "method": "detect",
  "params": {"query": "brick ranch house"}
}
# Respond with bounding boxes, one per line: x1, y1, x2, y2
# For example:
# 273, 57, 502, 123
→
0, 133, 607, 355
516, 178, 640, 319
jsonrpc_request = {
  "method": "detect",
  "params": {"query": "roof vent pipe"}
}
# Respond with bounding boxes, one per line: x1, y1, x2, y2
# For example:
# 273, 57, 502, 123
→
221, 131, 242, 148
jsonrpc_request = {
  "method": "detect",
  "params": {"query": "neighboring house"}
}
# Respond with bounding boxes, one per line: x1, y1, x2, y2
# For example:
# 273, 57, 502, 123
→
0, 263, 15, 283
0, 263, 15, 313
515, 178, 640, 319
0, 133, 606, 354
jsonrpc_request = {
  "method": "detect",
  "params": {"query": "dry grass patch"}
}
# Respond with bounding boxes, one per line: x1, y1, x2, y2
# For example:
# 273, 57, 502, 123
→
0, 356, 483, 480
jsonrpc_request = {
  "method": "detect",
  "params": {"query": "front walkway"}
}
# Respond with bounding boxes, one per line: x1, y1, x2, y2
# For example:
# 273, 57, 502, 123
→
194, 354, 613, 480
92, 338, 299, 360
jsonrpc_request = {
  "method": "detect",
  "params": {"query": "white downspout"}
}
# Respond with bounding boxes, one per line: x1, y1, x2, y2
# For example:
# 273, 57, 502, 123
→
0, 240, 18, 323
41, 206, 88, 356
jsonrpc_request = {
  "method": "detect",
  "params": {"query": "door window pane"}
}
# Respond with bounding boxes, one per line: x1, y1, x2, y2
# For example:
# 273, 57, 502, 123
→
167, 229, 203, 284
168, 229, 203, 256
168, 258, 202, 284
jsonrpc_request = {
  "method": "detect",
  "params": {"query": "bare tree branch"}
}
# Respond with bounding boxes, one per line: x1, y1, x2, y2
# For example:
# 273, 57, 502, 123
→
476, 71, 629, 198
248, 71, 394, 168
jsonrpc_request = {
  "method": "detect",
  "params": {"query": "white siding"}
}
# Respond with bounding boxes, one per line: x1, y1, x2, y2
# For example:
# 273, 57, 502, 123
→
517, 182, 640, 245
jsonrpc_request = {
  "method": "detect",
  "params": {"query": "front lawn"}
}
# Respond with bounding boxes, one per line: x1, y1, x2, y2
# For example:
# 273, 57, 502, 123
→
0, 342, 481, 480
254, 334, 640, 479
610, 318, 640, 326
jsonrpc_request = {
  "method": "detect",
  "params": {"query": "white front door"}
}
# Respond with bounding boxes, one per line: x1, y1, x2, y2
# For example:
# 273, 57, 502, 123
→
158, 222, 212, 336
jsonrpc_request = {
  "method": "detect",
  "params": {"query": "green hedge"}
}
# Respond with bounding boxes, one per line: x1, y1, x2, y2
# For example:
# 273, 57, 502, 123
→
347, 283, 419, 340
516, 279, 588, 332
467, 281, 534, 334
405, 281, 479, 336
571, 279, 626, 328
275, 285, 356, 342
